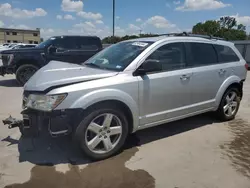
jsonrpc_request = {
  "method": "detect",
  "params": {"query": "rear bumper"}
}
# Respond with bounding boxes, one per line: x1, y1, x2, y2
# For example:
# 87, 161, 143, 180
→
3, 108, 84, 137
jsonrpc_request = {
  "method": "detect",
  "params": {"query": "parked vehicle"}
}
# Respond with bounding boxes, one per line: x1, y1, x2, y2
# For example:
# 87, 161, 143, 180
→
3, 33, 248, 160
0, 36, 103, 85
0, 43, 36, 53
0, 43, 10, 48
233, 40, 250, 68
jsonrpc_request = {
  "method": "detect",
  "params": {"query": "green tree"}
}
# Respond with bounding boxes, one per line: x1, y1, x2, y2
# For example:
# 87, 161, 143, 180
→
193, 21, 220, 36
102, 36, 121, 44
192, 16, 247, 40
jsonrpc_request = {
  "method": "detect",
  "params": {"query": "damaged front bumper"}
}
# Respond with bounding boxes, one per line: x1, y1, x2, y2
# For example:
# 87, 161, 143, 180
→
2, 108, 83, 137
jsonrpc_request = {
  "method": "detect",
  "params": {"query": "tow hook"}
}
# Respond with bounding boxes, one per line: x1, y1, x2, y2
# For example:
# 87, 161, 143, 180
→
2, 116, 23, 129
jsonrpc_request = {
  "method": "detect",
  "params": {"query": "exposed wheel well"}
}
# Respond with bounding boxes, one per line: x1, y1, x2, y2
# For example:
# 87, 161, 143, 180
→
84, 100, 134, 134
15, 59, 39, 72
227, 82, 243, 99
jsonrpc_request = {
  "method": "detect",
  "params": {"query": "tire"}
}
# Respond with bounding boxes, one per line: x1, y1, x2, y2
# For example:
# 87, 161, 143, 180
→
75, 104, 129, 160
216, 87, 241, 121
16, 64, 39, 86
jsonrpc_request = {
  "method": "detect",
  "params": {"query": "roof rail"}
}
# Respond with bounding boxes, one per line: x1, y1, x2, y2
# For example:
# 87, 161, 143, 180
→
159, 32, 225, 41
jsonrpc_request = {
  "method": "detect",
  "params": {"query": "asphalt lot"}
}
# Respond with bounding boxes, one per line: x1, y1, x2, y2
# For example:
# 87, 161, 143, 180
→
0, 74, 250, 188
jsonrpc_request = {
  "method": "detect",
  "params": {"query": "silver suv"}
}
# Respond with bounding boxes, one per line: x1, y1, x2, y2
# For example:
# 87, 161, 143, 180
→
11, 34, 249, 160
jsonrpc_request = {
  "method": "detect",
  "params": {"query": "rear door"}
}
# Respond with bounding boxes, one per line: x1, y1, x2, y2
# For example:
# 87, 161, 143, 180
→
185, 42, 225, 112
73, 37, 101, 63
185, 42, 241, 113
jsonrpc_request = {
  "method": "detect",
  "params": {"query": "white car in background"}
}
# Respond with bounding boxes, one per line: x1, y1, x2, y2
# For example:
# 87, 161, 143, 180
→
0, 43, 36, 52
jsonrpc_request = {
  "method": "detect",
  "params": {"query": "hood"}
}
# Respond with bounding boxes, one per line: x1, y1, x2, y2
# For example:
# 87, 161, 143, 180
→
0, 47, 44, 54
24, 61, 119, 91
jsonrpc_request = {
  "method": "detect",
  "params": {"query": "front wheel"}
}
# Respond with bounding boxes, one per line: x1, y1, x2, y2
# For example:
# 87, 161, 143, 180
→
16, 64, 39, 86
75, 105, 129, 160
216, 87, 241, 121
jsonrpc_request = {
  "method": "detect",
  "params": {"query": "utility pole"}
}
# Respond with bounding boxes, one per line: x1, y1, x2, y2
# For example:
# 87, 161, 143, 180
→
112, 0, 115, 37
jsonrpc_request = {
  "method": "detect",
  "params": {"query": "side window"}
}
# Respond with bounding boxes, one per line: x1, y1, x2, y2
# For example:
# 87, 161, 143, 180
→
146, 42, 186, 71
76, 37, 99, 51
235, 44, 245, 56
214, 45, 240, 63
53, 37, 77, 49
187, 42, 217, 67
246, 45, 250, 63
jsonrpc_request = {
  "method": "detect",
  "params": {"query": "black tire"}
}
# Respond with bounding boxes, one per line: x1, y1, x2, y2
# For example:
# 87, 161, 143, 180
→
16, 64, 39, 86
216, 87, 241, 121
75, 104, 129, 160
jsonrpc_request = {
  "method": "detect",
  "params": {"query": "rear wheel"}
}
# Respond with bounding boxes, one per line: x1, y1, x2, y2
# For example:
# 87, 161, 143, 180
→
216, 87, 241, 121
75, 105, 129, 160
16, 64, 39, 86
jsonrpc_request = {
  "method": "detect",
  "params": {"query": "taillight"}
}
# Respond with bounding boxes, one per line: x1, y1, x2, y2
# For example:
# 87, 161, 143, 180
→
245, 63, 249, 70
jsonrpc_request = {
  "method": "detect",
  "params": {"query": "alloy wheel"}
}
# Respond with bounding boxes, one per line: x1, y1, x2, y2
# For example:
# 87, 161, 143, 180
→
19, 67, 37, 84
223, 91, 238, 117
85, 113, 123, 154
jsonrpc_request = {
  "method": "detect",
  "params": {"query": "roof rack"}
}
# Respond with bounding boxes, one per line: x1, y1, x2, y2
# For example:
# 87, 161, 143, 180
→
159, 32, 225, 41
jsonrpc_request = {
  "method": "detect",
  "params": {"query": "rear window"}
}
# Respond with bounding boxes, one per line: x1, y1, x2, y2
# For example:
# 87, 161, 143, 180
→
214, 45, 240, 63
187, 42, 217, 67
235, 44, 245, 56
77, 37, 101, 51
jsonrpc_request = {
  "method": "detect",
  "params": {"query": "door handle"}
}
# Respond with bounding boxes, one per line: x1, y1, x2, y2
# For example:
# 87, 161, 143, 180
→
180, 74, 191, 80
218, 69, 226, 75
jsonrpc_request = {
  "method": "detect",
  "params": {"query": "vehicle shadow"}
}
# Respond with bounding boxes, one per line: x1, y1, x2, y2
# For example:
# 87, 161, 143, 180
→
6, 113, 219, 166
0, 78, 21, 87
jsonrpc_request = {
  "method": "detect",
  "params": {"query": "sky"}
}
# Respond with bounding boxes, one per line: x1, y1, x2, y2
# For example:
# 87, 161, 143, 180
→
0, 0, 250, 39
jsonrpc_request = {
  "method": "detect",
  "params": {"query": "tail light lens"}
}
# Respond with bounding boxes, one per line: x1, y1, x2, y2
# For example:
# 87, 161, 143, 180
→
245, 63, 249, 70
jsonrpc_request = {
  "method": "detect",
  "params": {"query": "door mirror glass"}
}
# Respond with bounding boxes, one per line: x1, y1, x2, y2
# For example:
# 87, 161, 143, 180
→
48, 46, 57, 54
135, 59, 162, 76
56, 48, 66, 53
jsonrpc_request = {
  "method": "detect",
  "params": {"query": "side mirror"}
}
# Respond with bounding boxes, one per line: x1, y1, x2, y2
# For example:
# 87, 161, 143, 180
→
48, 46, 57, 54
134, 59, 162, 76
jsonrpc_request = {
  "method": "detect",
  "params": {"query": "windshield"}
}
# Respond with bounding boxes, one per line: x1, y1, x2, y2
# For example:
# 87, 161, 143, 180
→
8, 44, 17, 48
83, 41, 153, 71
36, 37, 56, 48
12, 45, 21, 49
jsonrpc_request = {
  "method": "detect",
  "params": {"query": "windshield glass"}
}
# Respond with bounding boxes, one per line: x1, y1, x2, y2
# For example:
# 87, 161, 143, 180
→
36, 37, 56, 48
83, 41, 153, 71
12, 45, 20, 49
8, 44, 17, 48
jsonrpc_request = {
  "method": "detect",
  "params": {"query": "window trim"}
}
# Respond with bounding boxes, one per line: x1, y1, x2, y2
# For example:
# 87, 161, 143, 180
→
134, 42, 188, 75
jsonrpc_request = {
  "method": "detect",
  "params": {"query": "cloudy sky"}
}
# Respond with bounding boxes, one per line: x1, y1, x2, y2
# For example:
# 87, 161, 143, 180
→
0, 0, 250, 39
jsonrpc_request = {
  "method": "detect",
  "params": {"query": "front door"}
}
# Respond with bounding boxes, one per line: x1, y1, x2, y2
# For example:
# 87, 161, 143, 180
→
47, 37, 77, 63
138, 42, 193, 127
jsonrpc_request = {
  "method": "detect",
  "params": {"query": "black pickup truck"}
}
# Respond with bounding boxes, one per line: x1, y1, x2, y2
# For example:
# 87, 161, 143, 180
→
0, 35, 103, 85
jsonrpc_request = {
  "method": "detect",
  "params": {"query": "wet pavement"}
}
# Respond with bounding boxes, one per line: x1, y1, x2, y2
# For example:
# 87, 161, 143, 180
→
0, 74, 250, 188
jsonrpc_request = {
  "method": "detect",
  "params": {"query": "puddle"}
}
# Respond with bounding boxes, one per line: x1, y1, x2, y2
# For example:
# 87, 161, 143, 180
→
4, 134, 155, 188
220, 118, 250, 178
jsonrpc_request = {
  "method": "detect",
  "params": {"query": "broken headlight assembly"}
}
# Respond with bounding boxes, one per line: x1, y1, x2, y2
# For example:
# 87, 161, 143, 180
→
25, 94, 67, 112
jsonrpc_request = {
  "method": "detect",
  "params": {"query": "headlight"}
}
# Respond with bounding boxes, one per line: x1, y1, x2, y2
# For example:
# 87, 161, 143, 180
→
26, 94, 67, 111
7, 54, 14, 65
